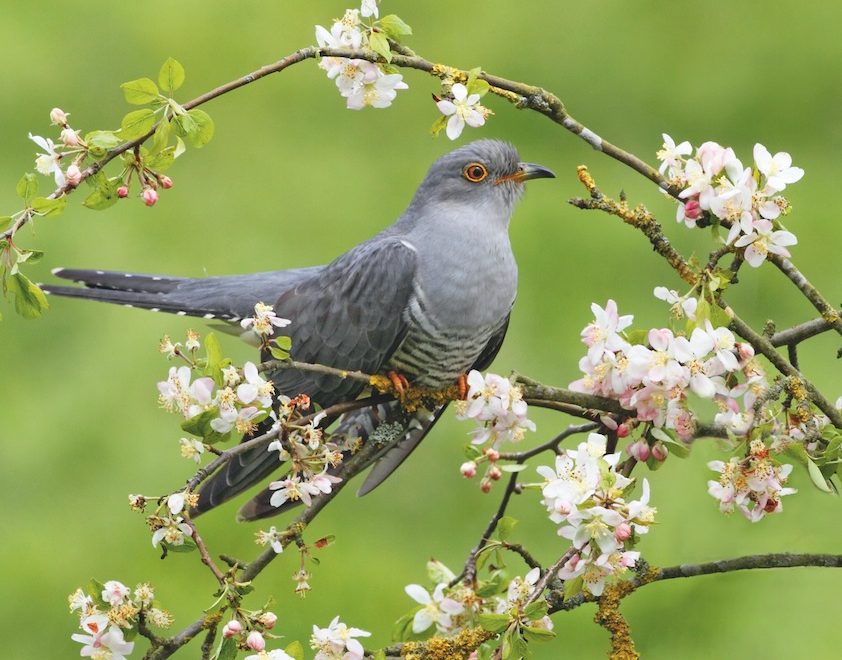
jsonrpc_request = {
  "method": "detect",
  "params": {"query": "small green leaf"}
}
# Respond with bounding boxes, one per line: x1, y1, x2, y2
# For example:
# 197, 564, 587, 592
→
369, 31, 392, 62
180, 409, 231, 444
284, 641, 305, 660
478, 612, 511, 634
8, 273, 49, 319
87, 579, 108, 608
120, 109, 157, 141
121, 77, 160, 105
392, 609, 420, 642
430, 114, 449, 137
16, 173, 38, 201
625, 328, 648, 346
649, 427, 690, 458
372, 651, 386, 660
269, 345, 290, 360
165, 538, 197, 553
158, 58, 185, 93
216, 636, 238, 660
203, 332, 224, 381
563, 576, 583, 599
17, 248, 44, 265
807, 457, 833, 493
85, 130, 122, 155
274, 335, 292, 351
0, 217, 12, 233
83, 181, 120, 211
152, 118, 172, 153
522, 599, 548, 621
379, 14, 412, 39
185, 109, 214, 148
694, 297, 711, 325
173, 112, 197, 138
497, 516, 518, 542
146, 148, 175, 172
31, 195, 67, 217
522, 625, 556, 642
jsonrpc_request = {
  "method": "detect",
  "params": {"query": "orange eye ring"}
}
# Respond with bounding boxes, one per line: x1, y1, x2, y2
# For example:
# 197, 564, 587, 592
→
463, 162, 488, 183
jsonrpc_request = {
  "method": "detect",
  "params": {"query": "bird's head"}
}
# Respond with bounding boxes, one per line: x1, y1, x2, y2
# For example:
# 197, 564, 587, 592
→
405, 139, 555, 224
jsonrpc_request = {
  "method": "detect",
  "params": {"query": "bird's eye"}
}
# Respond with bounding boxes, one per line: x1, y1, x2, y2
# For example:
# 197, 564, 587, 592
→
463, 162, 488, 183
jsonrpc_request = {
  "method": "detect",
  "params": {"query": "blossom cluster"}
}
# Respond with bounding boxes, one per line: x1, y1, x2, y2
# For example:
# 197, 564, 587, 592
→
240, 301, 291, 339
436, 83, 491, 141
570, 299, 766, 441
536, 433, 655, 596
29, 108, 85, 189
657, 135, 802, 267
456, 370, 536, 447
399, 559, 553, 647
315, 2, 409, 110
707, 439, 796, 522
266, 404, 347, 510
310, 616, 371, 660
69, 580, 172, 659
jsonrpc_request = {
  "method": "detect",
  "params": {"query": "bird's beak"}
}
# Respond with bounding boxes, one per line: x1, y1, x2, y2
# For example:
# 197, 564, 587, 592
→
495, 162, 556, 185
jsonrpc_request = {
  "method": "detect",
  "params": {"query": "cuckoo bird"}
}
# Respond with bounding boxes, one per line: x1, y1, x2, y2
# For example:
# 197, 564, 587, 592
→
44, 139, 555, 520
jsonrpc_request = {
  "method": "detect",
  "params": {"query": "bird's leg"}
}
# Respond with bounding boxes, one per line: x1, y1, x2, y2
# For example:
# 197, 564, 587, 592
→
456, 373, 469, 400
387, 370, 411, 399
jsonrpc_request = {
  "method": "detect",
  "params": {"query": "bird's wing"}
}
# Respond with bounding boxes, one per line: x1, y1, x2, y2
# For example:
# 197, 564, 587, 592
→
195, 237, 419, 515
355, 311, 512, 496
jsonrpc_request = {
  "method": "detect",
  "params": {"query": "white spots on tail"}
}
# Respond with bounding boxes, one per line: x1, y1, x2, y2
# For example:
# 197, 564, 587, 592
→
176, 311, 187, 316
50, 267, 64, 276
150, 308, 160, 313
203, 313, 215, 319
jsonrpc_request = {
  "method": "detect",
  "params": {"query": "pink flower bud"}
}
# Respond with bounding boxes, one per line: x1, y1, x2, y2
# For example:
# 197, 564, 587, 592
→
65, 164, 82, 187
222, 620, 242, 638
737, 342, 755, 361
651, 442, 669, 462
160, 175, 173, 189
480, 479, 492, 493
683, 199, 702, 220
142, 187, 158, 207
50, 107, 68, 125
616, 423, 630, 438
61, 127, 81, 147
246, 631, 265, 651
460, 461, 477, 479
627, 440, 649, 462
487, 465, 502, 481
117, 185, 129, 198
258, 611, 277, 629
615, 522, 632, 541
484, 448, 500, 462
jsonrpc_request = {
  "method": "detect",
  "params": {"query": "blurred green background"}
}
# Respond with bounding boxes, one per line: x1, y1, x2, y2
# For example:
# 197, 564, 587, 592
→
2, 1, 841, 658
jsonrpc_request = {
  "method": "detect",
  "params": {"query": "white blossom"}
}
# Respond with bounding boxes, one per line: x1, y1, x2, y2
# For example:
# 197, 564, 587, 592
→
436, 84, 488, 140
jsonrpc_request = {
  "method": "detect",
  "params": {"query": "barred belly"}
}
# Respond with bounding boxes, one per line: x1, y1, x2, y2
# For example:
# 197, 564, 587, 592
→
387, 292, 500, 387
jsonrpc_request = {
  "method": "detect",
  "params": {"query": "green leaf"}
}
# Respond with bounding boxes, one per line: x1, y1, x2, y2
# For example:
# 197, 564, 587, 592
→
180, 409, 232, 444
430, 114, 449, 138
215, 636, 238, 660
522, 599, 548, 621
85, 130, 122, 156
16, 173, 38, 201
522, 625, 556, 642
31, 195, 67, 217
17, 248, 44, 265
369, 30, 392, 62
497, 515, 518, 542
146, 146, 178, 172
625, 328, 648, 346
83, 179, 120, 211
274, 335, 292, 351
121, 77, 160, 105
372, 651, 386, 660
87, 578, 108, 608
478, 612, 511, 634
0, 216, 13, 233
563, 576, 583, 599
694, 297, 711, 326
173, 112, 197, 138
807, 457, 833, 493
284, 641, 305, 660
158, 58, 185, 93
270, 345, 290, 360
165, 538, 197, 553
379, 14, 412, 39
185, 109, 214, 148
8, 273, 49, 319
203, 332, 224, 381
152, 118, 172, 153
120, 109, 157, 141
392, 609, 419, 642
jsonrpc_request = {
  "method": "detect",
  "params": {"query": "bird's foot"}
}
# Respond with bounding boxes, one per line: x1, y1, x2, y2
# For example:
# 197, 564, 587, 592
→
387, 370, 411, 399
456, 373, 469, 400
